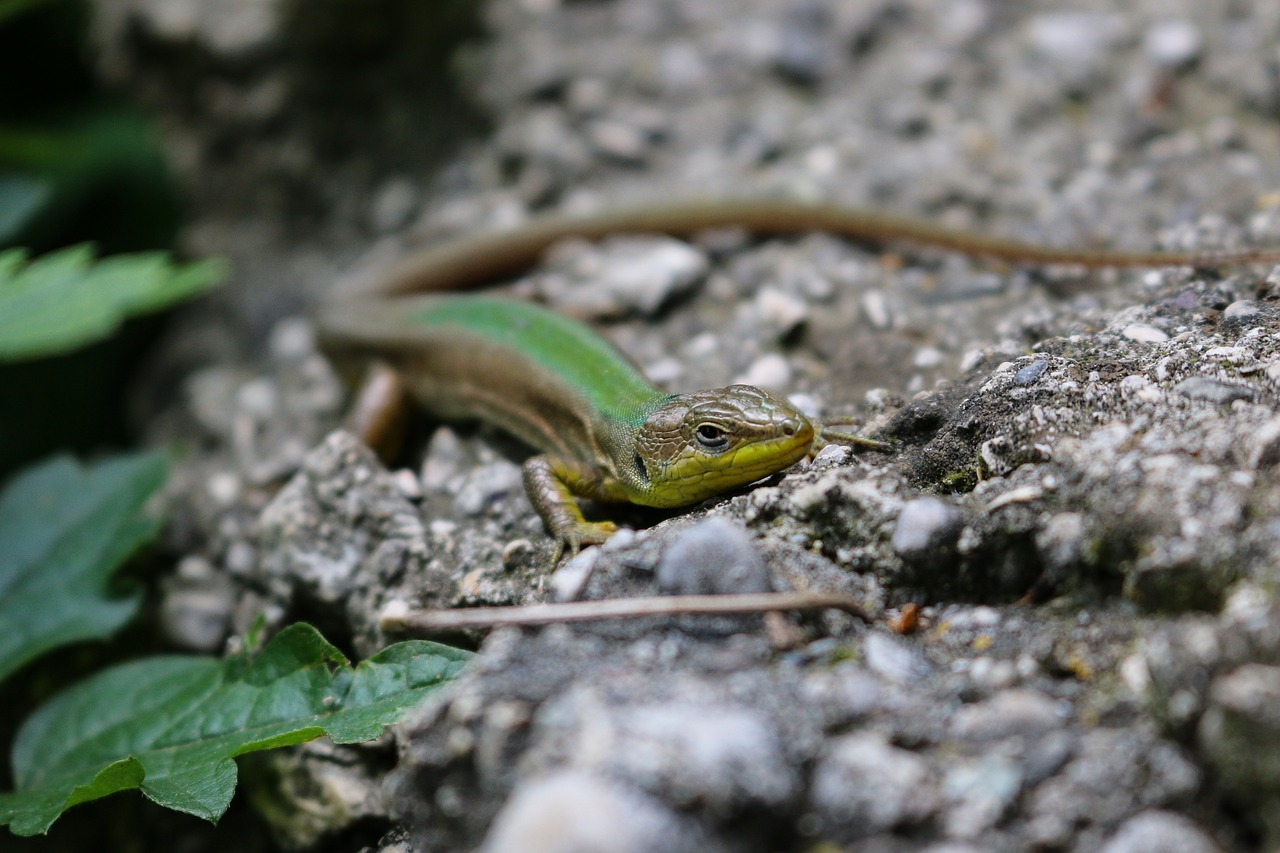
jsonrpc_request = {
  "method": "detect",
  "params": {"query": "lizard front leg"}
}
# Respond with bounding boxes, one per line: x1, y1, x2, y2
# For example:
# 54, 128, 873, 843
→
522, 455, 629, 557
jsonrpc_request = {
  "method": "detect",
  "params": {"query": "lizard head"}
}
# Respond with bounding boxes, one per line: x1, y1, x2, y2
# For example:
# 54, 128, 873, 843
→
628, 384, 815, 508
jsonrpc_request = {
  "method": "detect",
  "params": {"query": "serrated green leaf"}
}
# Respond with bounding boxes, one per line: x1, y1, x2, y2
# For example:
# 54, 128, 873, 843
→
0, 450, 168, 685
0, 244, 226, 361
0, 623, 471, 836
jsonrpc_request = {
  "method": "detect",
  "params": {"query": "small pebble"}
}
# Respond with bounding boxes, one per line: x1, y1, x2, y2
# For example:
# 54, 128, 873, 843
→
1036, 512, 1087, 572
551, 547, 599, 601
160, 566, 234, 652
1172, 377, 1255, 405
655, 518, 771, 595
1013, 359, 1050, 386
644, 356, 684, 386
391, 469, 423, 500
541, 236, 708, 319
1200, 664, 1280, 798
1122, 323, 1169, 343
773, 3, 839, 86
809, 733, 938, 838
368, 177, 419, 233
207, 471, 242, 506
236, 377, 280, 417
1247, 419, 1280, 469
1202, 346, 1248, 364
1143, 20, 1203, 69
480, 771, 709, 853
864, 632, 931, 684
801, 668, 883, 727
754, 286, 810, 339
421, 428, 468, 492
950, 690, 1066, 741
454, 460, 524, 516
1026, 12, 1127, 63
737, 353, 793, 391
268, 317, 316, 361
1097, 810, 1222, 853
565, 701, 798, 813
811, 443, 851, 466
941, 757, 1023, 838
583, 118, 653, 165
682, 331, 719, 359
891, 497, 965, 559
861, 290, 892, 330
914, 347, 947, 369
1222, 300, 1260, 324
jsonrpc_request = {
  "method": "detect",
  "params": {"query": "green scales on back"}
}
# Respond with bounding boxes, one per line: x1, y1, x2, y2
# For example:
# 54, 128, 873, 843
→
401, 296, 670, 429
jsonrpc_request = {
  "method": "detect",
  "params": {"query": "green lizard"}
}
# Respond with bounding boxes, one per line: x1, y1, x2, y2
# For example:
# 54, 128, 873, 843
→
318, 198, 1280, 552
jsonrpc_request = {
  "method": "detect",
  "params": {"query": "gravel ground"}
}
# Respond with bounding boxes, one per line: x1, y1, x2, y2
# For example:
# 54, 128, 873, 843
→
92, 0, 1280, 850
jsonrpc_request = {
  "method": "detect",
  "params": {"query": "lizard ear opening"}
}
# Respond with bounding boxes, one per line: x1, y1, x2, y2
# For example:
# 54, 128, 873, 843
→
632, 452, 649, 482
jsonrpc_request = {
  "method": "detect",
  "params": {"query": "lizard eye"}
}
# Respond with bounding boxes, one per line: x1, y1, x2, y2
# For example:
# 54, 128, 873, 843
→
695, 423, 729, 449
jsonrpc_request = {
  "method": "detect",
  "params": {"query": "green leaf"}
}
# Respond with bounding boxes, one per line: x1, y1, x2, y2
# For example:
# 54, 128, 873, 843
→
0, 450, 168, 685
0, 624, 471, 836
0, 244, 226, 361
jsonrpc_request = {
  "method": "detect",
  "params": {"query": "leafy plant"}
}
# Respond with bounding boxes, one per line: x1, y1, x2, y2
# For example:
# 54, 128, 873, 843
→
0, 244, 226, 361
0, 450, 167, 686
0, 623, 471, 836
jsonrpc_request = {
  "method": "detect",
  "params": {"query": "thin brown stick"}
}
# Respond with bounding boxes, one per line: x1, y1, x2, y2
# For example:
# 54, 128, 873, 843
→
381, 591, 869, 633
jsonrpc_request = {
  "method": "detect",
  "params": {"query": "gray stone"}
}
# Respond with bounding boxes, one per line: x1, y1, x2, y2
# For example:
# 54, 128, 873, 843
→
1247, 419, 1280, 469
539, 236, 709, 319
1173, 377, 1255, 406
736, 353, 793, 391
1027, 729, 1200, 847
864, 632, 932, 684
159, 556, 235, 651
368, 177, 420, 234
1143, 20, 1203, 69
892, 497, 965, 558
950, 689, 1067, 741
558, 697, 799, 815
809, 733, 938, 839
941, 756, 1023, 838
584, 118, 655, 165
773, 4, 840, 86
801, 666, 883, 728
480, 771, 719, 853
254, 740, 389, 848
1013, 359, 1049, 387
1026, 12, 1128, 69
1198, 664, 1280, 795
656, 518, 772, 595
1221, 299, 1261, 324
255, 431, 431, 651
1036, 512, 1087, 574
753, 286, 810, 340
1121, 323, 1169, 343
1097, 810, 1222, 853
455, 458, 524, 517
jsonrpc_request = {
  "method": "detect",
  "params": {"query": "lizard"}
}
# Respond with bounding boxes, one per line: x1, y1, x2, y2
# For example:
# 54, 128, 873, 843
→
316, 197, 1280, 553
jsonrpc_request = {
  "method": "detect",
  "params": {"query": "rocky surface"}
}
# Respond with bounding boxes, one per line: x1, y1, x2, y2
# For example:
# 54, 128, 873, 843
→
94, 0, 1280, 850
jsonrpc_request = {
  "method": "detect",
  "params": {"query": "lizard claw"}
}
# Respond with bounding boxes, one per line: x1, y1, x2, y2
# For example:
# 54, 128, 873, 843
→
553, 520, 619, 561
